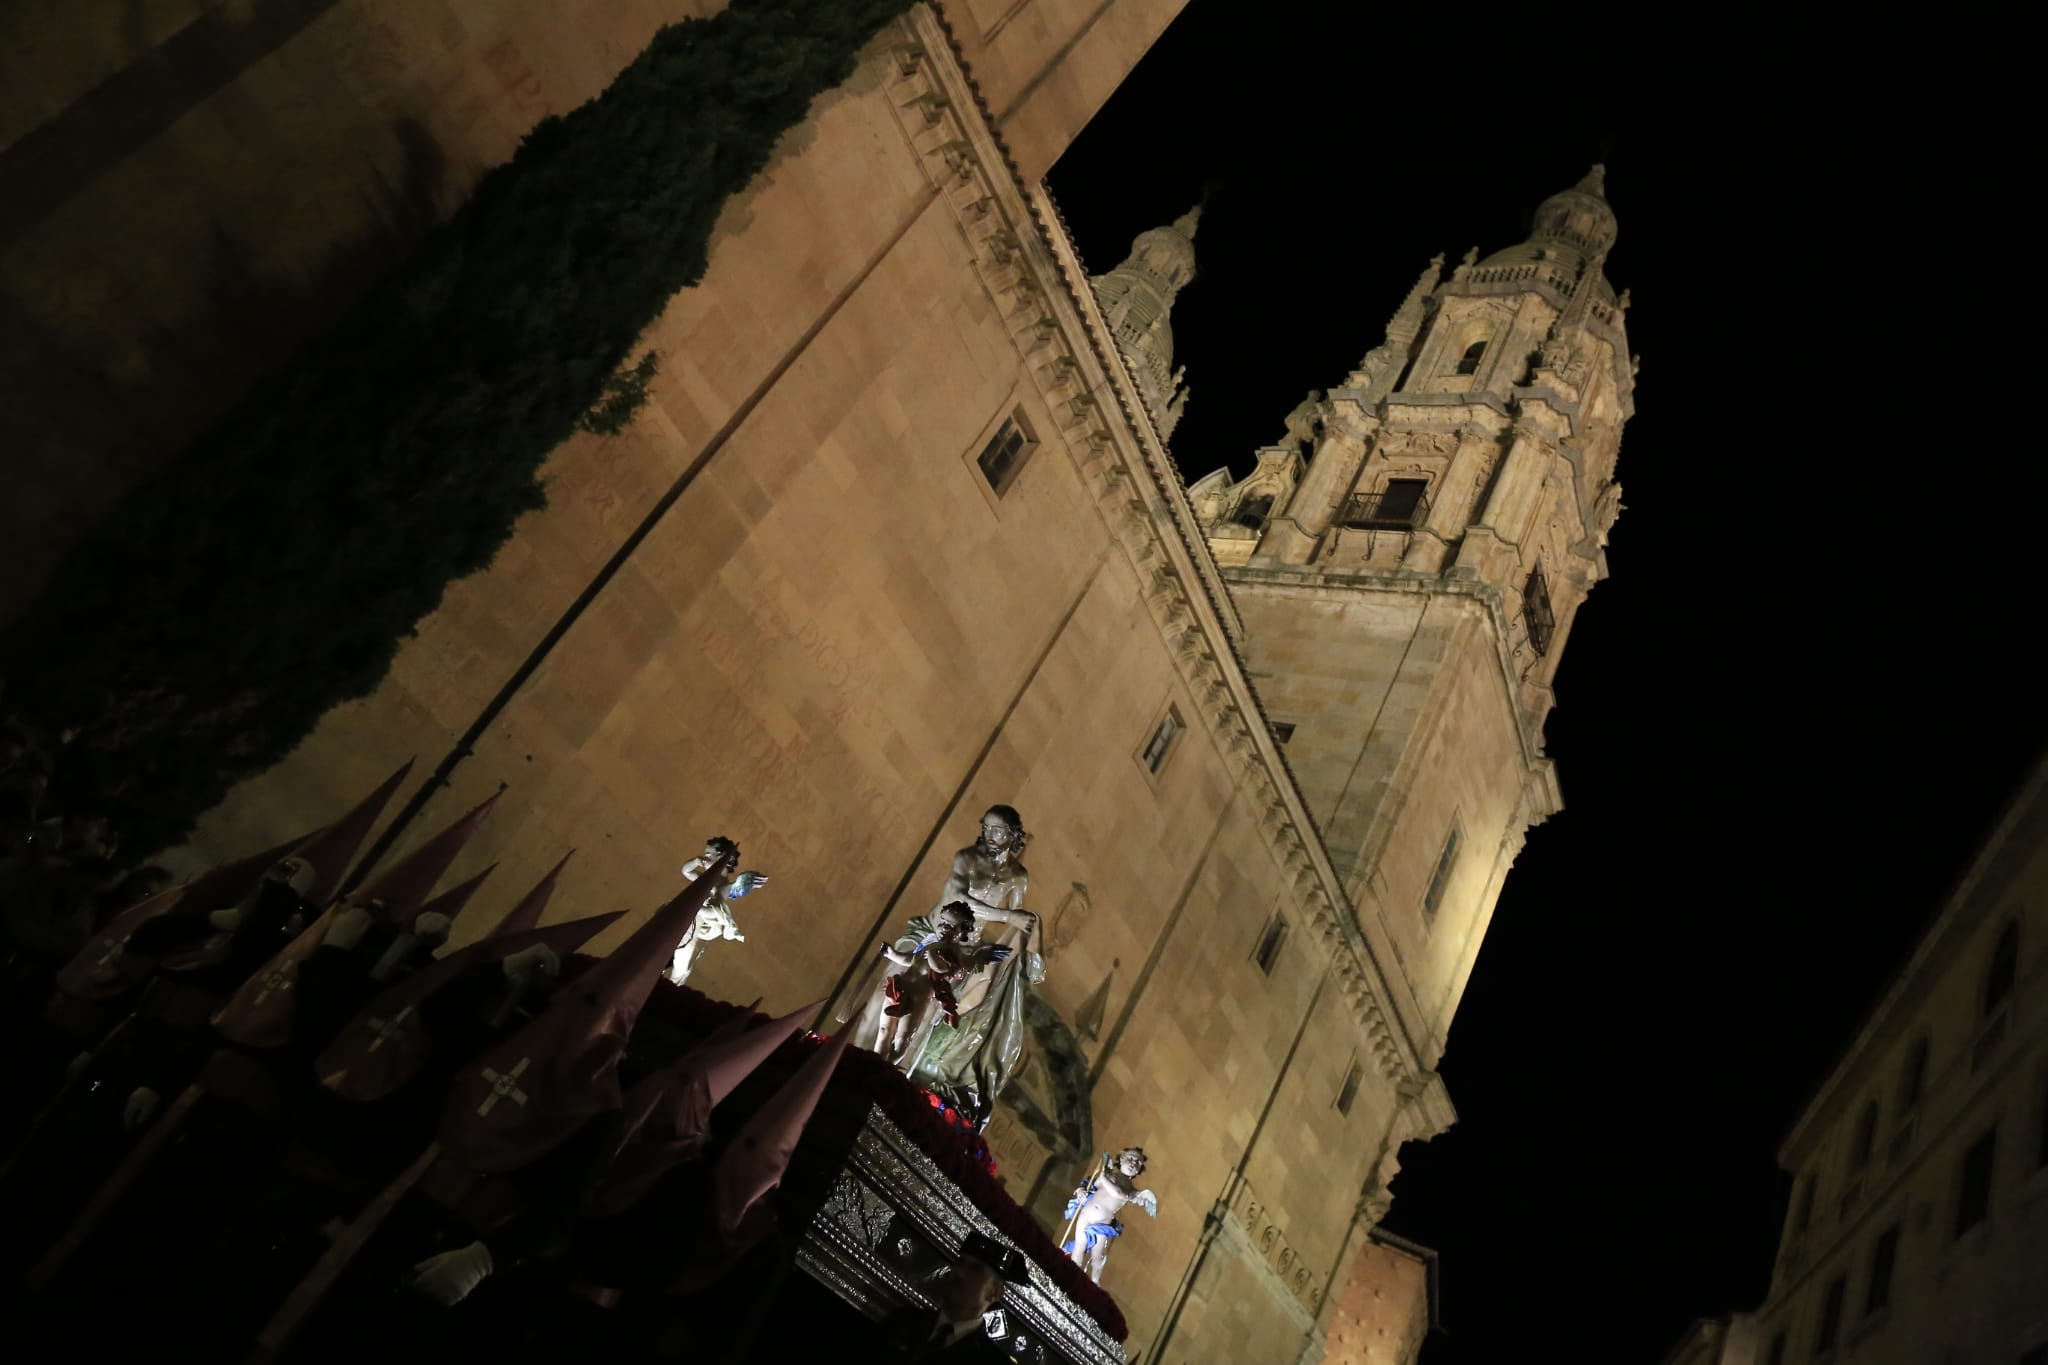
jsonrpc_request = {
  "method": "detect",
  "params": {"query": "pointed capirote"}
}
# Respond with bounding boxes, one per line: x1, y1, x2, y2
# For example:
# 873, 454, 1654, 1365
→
55, 765, 394, 1003
709, 1029, 851, 1236
702, 1001, 820, 1110
290, 759, 416, 905
618, 996, 813, 1147
210, 903, 342, 1049
439, 853, 735, 1174
317, 911, 623, 1103
350, 791, 500, 926
414, 863, 497, 932
55, 880, 196, 1000
488, 850, 574, 938
614, 997, 769, 1147
588, 1000, 812, 1217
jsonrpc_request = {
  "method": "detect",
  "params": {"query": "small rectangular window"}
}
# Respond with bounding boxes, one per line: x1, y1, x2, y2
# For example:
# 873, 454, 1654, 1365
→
1270, 721, 1296, 745
1335, 1058, 1364, 1116
975, 412, 1037, 497
1523, 563, 1557, 657
1423, 820, 1462, 921
1340, 479, 1429, 530
1865, 1224, 1900, 1315
1971, 1011, 2009, 1072
1955, 1126, 1996, 1238
1377, 478, 1427, 523
1253, 915, 1288, 976
1900, 1036, 1929, 1110
1141, 706, 1182, 776
1849, 1102, 1879, 1172
1794, 1175, 1817, 1232
1814, 1275, 1846, 1353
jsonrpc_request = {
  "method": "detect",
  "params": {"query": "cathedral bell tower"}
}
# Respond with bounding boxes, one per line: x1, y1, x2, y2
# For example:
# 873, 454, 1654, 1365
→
1092, 205, 1200, 440
1190, 168, 1638, 1057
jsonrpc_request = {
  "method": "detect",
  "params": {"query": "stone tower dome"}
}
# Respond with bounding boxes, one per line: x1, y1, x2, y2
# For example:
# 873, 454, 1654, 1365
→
1475, 164, 1617, 299
1482, 164, 1622, 304
1528, 163, 1616, 256
1092, 205, 1200, 440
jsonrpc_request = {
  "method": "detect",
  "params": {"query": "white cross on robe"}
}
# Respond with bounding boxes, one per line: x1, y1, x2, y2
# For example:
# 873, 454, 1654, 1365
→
364, 1006, 413, 1053
252, 967, 296, 1006
476, 1057, 532, 1116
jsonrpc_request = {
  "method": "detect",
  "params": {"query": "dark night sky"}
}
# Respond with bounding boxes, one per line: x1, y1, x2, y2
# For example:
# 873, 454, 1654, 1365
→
1046, 7, 2036, 1361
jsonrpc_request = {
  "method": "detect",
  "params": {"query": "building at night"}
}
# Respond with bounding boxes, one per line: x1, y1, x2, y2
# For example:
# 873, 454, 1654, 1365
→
2, 3, 1636, 1359
1316, 1228, 1439, 1365
1731, 760, 2048, 1365
1660, 1315, 1762, 1365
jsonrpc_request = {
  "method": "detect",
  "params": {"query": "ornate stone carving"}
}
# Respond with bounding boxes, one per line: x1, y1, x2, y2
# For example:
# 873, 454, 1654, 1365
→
1280, 389, 1328, 452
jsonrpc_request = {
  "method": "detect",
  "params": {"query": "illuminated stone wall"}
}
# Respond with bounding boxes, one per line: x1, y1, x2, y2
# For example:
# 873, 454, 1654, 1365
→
1314, 1234, 1432, 1365
0, 5, 1631, 1361
0, 0, 1173, 620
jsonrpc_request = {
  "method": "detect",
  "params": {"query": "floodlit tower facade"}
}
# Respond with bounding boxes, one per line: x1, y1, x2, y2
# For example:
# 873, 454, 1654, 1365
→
1191, 167, 1639, 1059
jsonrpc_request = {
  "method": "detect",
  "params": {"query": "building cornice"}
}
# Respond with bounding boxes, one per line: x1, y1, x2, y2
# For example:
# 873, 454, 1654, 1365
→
1219, 564, 1561, 793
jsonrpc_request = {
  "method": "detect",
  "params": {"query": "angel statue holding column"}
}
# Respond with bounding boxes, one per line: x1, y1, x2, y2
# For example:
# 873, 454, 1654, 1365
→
666, 835, 769, 985
1061, 1146, 1157, 1285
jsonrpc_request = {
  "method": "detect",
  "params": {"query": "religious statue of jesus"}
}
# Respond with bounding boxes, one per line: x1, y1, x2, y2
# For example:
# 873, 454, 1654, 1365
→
850, 806, 1044, 1127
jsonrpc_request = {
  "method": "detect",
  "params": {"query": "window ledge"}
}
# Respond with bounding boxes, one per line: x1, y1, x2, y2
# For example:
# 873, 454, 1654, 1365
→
1933, 1218, 1993, 1282
1848, 1305, 1891, 1349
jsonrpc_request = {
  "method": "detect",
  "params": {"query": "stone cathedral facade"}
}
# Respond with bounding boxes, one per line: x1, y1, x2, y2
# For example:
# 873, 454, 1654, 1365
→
2, 3, 1634, 1360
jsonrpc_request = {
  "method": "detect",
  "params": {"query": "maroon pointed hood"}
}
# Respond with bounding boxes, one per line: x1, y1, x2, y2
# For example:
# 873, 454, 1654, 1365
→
588, 1000, 814, 1217
439, 853, 734, 1174
614, 998, 768, 1146
710, 1029, 850, 1236
414, 862, 496, 932
489, 851, 574, 938
352, 792, 499, 926
213, 791, 494, 1048
54, 879, 195, 1000
316, 911, 622, 1104
290, 759, 415, 905
55, 761, 405, 1002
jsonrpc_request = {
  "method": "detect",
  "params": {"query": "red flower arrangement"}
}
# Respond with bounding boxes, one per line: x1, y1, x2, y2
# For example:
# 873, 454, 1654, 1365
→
639, 980, 1129, 1342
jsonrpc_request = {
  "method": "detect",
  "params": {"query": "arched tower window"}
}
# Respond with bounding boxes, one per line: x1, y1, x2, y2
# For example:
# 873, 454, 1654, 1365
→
1233, 494, 1274, 529
1899, 1034, 1930, 1110
1851, 1100, 1880, 1169
1455, 340, 1488, 376
1984, 922, 2019, 1018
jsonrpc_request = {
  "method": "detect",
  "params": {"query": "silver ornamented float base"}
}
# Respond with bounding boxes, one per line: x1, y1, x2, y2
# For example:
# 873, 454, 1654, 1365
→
795, 1104, 1127, 1365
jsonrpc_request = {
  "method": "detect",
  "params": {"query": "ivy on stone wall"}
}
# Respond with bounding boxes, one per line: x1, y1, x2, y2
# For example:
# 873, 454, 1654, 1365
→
2, 0, 915, 855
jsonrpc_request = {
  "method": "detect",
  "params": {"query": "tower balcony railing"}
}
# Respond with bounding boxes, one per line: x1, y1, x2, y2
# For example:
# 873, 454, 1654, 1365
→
1338, 488, 1430, 531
